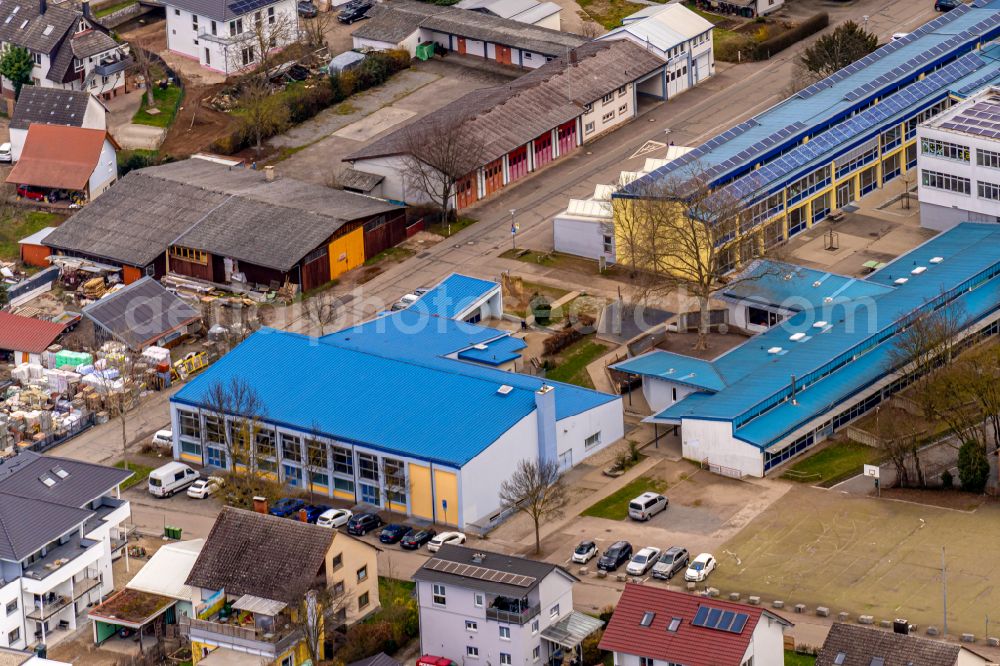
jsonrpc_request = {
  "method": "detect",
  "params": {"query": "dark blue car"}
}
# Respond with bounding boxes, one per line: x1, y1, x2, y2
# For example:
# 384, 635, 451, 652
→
269, 497, 306, 518
303, 504, 332, 523
379, 524, 413, 544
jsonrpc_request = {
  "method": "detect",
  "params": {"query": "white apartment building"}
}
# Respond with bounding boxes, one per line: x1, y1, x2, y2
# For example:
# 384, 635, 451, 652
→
413, 546, 602, 666
0, 452, 131, 650
161, 0, 298, 74
918, 86, 1000, 231
0, 1, 130, 102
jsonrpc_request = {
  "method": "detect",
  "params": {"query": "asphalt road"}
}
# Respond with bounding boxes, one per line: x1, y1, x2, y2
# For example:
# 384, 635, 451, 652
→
281, 0, 940, 331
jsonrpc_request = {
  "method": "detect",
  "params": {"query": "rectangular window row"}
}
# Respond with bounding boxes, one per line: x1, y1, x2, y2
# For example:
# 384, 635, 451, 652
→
787, 166, 830, 206
977, 147, 1000, 170
920, 137, 969, 162
921, 169, 971, 195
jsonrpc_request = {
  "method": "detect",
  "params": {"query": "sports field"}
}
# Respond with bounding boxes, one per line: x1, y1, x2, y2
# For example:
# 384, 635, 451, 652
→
711, 486, 999, 637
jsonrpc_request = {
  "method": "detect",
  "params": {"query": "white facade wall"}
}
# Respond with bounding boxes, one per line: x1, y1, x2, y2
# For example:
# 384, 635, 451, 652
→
756, 0, 784, 16
581, 83, 634, 141
515, 49, 547, 68
680, 418, 763, 477
552, 215, 614, 262
0, 579, 25, 649
9, 128, 26, 162
642, 378, 698, 414
917, 124, 1000, 231
10, 96, 105, 162
742, 614, 787, 666
88, 139, 117, 198
460, 413, 539, 527
555, 397, 623, 470
348, 155, 435, 206
353, 36, 404, 52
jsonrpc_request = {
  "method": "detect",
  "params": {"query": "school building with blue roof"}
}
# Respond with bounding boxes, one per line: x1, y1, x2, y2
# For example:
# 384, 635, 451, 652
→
169, 296, 622, 531
615, 0, 1000, 263
613, 223, 1000, 478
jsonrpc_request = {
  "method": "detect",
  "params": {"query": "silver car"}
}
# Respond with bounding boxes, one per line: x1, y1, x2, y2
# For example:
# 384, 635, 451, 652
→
651, 546, 689, 580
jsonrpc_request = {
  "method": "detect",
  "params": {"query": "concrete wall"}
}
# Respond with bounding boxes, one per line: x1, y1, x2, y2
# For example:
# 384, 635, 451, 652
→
460, 412, 539, 526
642, 378, 698, 414
553, 215, 614, 262
555, 397, 623, 469
680, 418, 763, 477
347, 154, 437, 206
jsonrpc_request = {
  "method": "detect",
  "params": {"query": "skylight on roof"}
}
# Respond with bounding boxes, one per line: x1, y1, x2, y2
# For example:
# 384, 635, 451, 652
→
667, 617, 681, 632
870, 658, 884, 666
813, 321, 828, 328
640, 611, 655, 627
767, 346, 783, 354
497, 385, 513, 395
930, 256, 944, 264
894, 277, 909, 284
789, 332, 806, 342
473, 343, 488, 350
834, 654, 846, 666
52, 466, 68, 479
39, 475, 55, 487
911, 266, 926, 275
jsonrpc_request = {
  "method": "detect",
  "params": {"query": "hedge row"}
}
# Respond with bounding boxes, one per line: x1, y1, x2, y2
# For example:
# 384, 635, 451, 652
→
752, 12, 829, 61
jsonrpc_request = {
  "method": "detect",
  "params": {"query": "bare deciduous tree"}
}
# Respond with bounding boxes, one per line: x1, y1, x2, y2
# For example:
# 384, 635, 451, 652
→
380, 457, 407, 512
128, 37, 159, 107
299, 10, 333, 51
400, 112, 487, 222
498, 458, 569, 555
303, 292, 343, 335
873, 407, 925, 488
294, 582, 353, 664
202, 376, 268, 490
614, 167, 776, 350
88, 346, 146, 470
235, 77, 291, 158
887, 301, 967, 381
226, 10, 297, 81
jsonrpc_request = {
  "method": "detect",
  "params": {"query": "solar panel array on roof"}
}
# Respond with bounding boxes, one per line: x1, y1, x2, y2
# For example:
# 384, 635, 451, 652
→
627, 119, 758, 189
227, 0, 272, 14
691, 605, 749, 634
423, 557, 537, 587
726, 52, 987, 200
957, 70, 1000, 95
703, 121, 807, 180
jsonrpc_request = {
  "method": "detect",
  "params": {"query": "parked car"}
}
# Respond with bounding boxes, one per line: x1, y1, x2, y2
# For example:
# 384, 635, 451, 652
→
651, 546, 690, 580
151, 429, 173, 448
347, 512, 383, 535
186, 476, 223, 499
338, 1, 372, 23
269, 497, 306, 518
148, 462, 199, 498
597, 541, 633, 571
571, 540, 598, 564
0, 143, 12, 163
628, 492, 668, 521
684, 553, 717, 582
935, 0, 959, 10
297, 0, 318, 16
316, 508, 353, 528
379, 524, 413, 544
626, 546, 662, 576
427, 531, 466, 552
401, 528, 437, 549
302, 504, 332, 522
16, 185, 45, 201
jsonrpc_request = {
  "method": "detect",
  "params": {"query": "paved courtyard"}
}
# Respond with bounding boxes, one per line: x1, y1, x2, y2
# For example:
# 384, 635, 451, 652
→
710, 485, 1000, 639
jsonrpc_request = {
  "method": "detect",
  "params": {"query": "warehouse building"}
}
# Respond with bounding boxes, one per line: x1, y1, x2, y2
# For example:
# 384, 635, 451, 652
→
615, 2, 1000, 264
613, 223, 1000, 477
917, 85, 1000, 230
43, 158, 404, 288
346, 40, 675, 209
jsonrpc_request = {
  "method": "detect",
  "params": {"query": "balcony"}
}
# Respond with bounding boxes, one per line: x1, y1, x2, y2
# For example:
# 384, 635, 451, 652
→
179, 615, 303, 657
26, 595, 71, 622
485, 598, 540, 625
73, 576, 101, 599
93, 56, 132, 77
23, 537, 101, 584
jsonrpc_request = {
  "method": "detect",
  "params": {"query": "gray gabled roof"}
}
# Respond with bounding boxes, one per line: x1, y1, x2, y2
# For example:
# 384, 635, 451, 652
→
0, 495, 93, 561
413, 544, 576, 596
11, 87, 92, 130
351, 1, 447, 43
44, 159, 402, 271
0, 4, 78, 54
83, 276, 201, 349
816, 624, 979, 666
71, 30, 118, 58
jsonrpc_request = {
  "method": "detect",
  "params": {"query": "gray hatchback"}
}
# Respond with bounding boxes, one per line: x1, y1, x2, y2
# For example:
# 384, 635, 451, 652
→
651, 546, 689, 580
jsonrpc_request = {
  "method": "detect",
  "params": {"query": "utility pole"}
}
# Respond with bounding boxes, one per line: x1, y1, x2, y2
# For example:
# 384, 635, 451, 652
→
510, 209, 518, 250
942, 546, 948, 637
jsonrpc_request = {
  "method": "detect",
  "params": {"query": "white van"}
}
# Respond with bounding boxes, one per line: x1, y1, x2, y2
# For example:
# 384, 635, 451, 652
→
148, 462, 199, 497
628, 492, 668, 521
151, 430, 173, 447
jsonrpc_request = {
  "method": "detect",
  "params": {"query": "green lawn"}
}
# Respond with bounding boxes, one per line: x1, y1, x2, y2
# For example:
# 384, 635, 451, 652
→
576, 0, 644, 30
94, 0, 136, 16
582, 476, 667, 520
115, 460, 155, 492
0, 211, 63, 261
546, 338, 609, 388
785, 651, 816, 666
427, 216, 477, 237
364, 246, 415, 266
133, 84, 183, 128
781, 441, 883, 487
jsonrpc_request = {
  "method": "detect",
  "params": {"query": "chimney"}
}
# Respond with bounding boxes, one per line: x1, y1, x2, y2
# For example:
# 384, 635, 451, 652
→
264, 165, 275, 182
535, 384, 557, 467
252, 496, 267, 514
569, 49, 577, 65
299, 508, 309, 522
82, 0, 92, 18
38, 0, 46, 15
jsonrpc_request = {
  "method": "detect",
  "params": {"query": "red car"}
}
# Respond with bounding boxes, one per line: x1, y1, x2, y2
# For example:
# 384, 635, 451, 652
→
16, 185, 45, 201
417, 657, 456, 666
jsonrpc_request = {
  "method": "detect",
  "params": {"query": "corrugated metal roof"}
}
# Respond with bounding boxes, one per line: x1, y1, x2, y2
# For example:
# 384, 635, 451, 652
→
601, 4, 712, 53
127, 539, 204, 601
6, 125, 108, 191
0, 311, 65, 354
17, 226, 55, 246
624, 0, 1000, 194
613, 351, 726, 392
83, 276, 201, 349
653, 223, 1000, 448
456, 335, 527, 365
719, 260, 894, 311
541, 611, 604, 649
411, 273, 500, 319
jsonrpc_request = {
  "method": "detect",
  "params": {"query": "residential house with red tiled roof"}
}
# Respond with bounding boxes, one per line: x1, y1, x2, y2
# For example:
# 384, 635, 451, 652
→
0, 311, 65, 365
600, 584, 791, 666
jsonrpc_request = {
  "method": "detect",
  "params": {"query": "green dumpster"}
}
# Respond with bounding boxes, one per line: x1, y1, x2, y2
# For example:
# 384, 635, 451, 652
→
415, 42, 435, 61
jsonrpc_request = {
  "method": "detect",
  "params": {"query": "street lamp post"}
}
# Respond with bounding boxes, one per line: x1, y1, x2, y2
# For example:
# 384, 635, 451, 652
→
510, 209, 519, 250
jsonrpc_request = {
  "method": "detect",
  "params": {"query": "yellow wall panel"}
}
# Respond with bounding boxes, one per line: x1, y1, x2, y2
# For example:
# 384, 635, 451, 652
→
434, 469, 459, 526
409, 463, 433, 520
329, 227, 365, 279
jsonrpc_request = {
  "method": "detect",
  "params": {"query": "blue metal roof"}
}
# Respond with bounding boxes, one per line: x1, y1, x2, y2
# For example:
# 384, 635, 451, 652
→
612, 350, 726, 392
650, 224, 1000, 448
411, 273, 500, 319
719, 260, 894, 312
457, 335, 528, 366
176, 314, 617, 467
620, 0, 1000, 196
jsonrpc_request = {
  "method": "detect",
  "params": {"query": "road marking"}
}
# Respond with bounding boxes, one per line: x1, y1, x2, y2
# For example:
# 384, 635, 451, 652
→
630, 140, 666, 159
